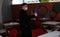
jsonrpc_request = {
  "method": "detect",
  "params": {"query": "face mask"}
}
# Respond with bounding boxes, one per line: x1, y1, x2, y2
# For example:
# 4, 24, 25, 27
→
24, 8, 28, 10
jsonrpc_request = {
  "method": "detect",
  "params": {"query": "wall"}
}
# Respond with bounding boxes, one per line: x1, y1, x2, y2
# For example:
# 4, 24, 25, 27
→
12, 2, 60, 21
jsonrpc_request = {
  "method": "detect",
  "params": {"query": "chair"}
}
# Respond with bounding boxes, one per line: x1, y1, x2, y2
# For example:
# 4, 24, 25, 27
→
32, 19, 47, 37
58, 28, 60, 31
8, 27, 18, 37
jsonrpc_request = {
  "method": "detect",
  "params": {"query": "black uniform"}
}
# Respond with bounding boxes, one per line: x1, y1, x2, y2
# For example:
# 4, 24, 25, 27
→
19, 9, 32, 37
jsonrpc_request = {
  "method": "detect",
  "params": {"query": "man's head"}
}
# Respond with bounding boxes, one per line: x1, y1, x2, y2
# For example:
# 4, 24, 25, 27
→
21, 3, 28, 11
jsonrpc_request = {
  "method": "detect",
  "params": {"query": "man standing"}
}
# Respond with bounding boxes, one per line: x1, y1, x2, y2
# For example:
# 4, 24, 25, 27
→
19, 3, 32, 37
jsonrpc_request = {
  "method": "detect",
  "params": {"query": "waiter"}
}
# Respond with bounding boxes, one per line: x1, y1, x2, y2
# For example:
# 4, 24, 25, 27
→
19, 3, 32, 37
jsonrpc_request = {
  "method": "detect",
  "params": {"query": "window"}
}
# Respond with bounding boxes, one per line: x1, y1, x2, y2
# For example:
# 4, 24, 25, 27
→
24, 0, 40, 4
12, 0, 60, 5
12, 0, 23, 5
12, 0, 40, 5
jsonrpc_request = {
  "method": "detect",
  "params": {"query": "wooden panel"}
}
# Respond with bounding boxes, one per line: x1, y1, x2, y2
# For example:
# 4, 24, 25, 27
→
12, 2, 60, 21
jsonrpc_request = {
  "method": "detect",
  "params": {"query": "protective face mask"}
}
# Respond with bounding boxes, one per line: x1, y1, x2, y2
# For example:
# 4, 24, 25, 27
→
24, 8, 28, 10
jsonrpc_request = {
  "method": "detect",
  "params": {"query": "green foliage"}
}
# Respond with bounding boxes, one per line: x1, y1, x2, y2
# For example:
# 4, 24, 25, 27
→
39, 0, 49, 2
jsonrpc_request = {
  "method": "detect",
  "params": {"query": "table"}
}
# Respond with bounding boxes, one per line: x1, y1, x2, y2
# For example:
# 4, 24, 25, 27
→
42, 21, 60, 31
40, 18, 50, 20
0, 29, 6, 34
3, 22, 19, 37
31, 18, 36, 20
38, 31, 60, 37
42, 21, 60, 25
0, 35, 2, 37
0, 29, 6, 37
4, 22, 19, 26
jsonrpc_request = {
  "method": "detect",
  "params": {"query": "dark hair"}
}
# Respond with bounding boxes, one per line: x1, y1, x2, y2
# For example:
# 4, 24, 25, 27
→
21, 3, 27, 7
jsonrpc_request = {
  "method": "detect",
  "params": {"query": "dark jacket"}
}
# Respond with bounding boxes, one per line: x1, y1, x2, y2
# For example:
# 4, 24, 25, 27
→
19, 9, 32, 37
19, 9, 31, 29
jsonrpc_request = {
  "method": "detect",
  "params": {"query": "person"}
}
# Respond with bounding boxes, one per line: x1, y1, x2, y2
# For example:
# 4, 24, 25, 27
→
19, 3, 32, 37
